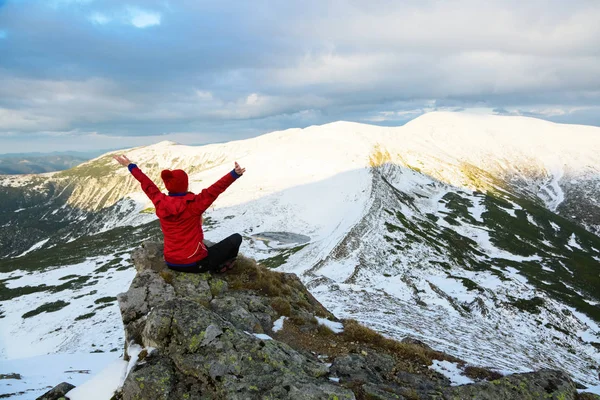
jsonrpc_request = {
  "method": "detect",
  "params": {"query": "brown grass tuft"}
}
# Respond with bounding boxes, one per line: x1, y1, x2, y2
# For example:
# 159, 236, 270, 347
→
341, 319, 460, 369
463, 366, 503, 381
271, 297, 292, 316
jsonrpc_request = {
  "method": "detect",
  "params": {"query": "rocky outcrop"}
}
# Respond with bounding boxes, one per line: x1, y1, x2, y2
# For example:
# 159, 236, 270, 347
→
117, 243, 352, 400
112, 241, 593, 400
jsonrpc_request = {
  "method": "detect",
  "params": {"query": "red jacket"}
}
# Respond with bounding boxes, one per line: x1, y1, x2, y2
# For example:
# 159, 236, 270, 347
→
129, 165, 238, 265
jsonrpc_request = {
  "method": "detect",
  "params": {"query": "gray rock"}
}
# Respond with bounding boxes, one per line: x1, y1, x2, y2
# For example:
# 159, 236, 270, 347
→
210, 296, 263, 333
35, 381, 75, 400
361, 383, 407, 400
129, 300, 351, 400
131, 241, 166, 273
118, 271, 175, 325
170, 271, 212, 305
445, 368, 577, 400
395, 370, 450, 389
330, 352, 395, 384
0, 373, 21, 380
121, 355, 175, 400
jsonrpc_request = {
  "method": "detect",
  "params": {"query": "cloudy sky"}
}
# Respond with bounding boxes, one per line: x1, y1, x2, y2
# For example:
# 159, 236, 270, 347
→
0, 0, 599, 153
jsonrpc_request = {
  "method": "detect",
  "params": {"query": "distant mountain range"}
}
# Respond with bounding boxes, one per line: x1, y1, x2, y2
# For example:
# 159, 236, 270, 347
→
0, 150, 112, 175
0, 112, 599, 393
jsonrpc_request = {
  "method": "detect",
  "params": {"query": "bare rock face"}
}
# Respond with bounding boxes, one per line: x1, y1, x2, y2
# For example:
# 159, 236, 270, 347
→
131, 241, 166, 273
114, 242, 584, 400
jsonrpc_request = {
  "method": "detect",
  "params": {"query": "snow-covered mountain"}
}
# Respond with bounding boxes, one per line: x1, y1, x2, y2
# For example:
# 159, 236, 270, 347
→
1, 112, 600, 397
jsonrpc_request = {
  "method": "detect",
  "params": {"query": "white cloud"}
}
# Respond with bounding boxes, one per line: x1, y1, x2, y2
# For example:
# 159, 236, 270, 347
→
195, 91, 213, 100
127, 7, 161, 28
0, 108, 68, 131
245, 93, 260, 106
89, 12, 110, 25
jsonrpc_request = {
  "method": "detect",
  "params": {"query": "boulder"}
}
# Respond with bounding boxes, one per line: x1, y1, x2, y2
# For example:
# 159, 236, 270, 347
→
131, 241, 166, 273
35, 382, 75, 400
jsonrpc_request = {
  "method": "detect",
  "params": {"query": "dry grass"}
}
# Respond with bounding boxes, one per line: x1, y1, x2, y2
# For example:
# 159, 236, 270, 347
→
225, 256, 292, 297
273, 316, 461, 378
463, 365, 503, 381
271, 297, 291, 316
577, 393, 600, 400
159, 269, 174, 284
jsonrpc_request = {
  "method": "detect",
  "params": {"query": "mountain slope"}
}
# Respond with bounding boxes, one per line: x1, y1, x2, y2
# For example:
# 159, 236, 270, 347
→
0, 112, 599, 393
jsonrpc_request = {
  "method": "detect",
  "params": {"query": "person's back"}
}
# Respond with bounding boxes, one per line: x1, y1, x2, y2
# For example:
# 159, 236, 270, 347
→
114, 155, 245, 273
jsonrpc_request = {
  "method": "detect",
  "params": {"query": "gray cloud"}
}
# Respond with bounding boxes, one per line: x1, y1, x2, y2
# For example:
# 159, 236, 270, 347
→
0, 0, 599, 152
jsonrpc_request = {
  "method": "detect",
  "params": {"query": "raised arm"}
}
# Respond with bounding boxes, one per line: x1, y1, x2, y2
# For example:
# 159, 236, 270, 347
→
194, 162, 245, 214
113, 155, 164, 206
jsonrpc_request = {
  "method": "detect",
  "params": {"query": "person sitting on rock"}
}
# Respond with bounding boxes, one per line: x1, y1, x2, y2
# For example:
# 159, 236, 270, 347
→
113, 154, 245, 273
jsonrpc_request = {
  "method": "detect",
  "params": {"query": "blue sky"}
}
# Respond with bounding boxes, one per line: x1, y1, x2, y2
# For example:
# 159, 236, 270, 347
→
0, 0, 599, 153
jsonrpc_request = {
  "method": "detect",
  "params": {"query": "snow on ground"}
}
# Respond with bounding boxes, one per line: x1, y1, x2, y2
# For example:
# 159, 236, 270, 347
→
467, 195, 486, 223
0, 352, 117, 400
429, 360, 475, 386
315, 317, 344, 334
66, 357, 128, 400
539, 166, 565, 212
16, 238, 49, 257
272, 316, 287, 333
65, 344, 144, 400
0, 254, 136, 359
580, 385, 600, 396
253, 333, 273, 341
568, 233, 583, 250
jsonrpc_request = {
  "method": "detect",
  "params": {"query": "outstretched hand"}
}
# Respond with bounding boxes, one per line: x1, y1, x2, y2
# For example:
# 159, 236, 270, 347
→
113, 154, 132, 167
234, 161, 246, 176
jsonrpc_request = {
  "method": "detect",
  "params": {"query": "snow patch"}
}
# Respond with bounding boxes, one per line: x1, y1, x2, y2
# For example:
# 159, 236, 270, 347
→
253, 333, 273, 341
568, 234, 583, 250
315, 317, 344, 334
66, 357, 127, 400
16, 238, 50, 257
0, 353, 117, 400
429, 360, 475, 386
272, 316, 287, 333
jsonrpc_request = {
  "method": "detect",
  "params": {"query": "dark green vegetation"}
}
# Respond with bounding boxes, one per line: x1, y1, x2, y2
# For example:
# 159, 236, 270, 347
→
94, 296, 117, 304
22, 300, 70, 319
0, 221, 161, 302
508, 296, 545, 314
259, 244, 309, 269
378, 166, 600, 323
0, 220, 161, 274
75, 312, 95, 321
0, 179, 75, 258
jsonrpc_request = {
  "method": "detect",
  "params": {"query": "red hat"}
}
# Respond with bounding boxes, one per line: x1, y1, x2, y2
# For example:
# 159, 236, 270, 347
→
161, 169, 189, 193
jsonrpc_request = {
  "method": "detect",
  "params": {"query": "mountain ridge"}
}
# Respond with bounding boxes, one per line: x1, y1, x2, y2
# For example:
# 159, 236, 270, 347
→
1, 112, 599, 394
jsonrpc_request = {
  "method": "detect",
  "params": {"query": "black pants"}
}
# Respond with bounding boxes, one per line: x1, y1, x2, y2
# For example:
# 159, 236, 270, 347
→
168, 234, 242, 273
